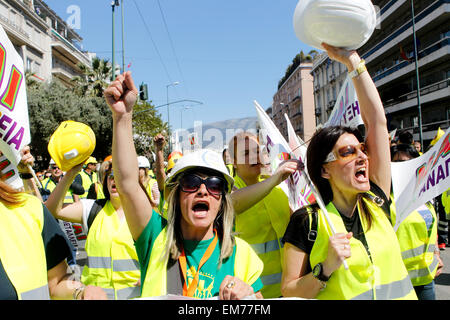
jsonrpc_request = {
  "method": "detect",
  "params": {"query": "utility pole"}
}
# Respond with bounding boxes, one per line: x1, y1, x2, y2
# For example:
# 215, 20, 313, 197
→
411, 0, 423, 147
121, 0, 125, 73
111, 1, 119, 80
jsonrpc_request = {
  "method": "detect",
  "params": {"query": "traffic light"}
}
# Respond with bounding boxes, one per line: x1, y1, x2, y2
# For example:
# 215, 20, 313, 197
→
139, 83, 148, 101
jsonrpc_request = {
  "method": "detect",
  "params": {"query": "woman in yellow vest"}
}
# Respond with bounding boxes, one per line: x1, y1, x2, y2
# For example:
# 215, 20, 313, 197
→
228, 131, 298, 298
281, 43, 417, 300
391, 143, 443, 299
138, 155, 160, 208
105, 72, 264, 299
45, 160, 141, 300
0, 147, 106, 300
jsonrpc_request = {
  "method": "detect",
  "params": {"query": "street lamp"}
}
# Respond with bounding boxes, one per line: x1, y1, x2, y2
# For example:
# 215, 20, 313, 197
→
411, 0, 423, 147
111, 0, 120, 80
166, 81, 179, 150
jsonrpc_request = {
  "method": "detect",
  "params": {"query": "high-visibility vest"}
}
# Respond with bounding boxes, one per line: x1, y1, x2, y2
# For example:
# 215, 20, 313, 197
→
140, 229, 263, 297
233, 175, 290, 298
93, 182, 105, 200
392, 201, 438, 286
441, 189, 450, 220
0, 194, 50, 299
79, 170, 98, 199
42, 177, 74, 204
81, 200, 140, 300
310, 198, 417, 300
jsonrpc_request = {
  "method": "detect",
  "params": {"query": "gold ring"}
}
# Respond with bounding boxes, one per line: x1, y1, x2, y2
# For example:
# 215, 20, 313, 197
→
226, 280, 235, 289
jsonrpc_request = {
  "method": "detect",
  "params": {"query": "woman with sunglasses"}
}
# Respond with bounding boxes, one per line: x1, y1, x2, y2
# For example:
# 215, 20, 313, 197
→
391, 144, 443, 300
45, 160, 142, 300
281, 43, 417, 300
105, 72, 264, 299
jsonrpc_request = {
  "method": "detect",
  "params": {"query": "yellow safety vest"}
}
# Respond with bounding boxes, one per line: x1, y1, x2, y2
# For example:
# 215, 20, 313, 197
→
310, 199, 417, 300
93, 182, 105, 200
392, 202, 438, 286
0, 194, 50, 299
233, 175, 290, 298
42, 177, 74, 204
81, 200, 140, 300
79, 170, 98, 199
140, 229, 263, 297
441, 189, 450, 220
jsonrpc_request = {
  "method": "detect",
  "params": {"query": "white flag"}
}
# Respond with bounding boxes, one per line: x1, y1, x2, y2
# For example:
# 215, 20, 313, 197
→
324, 75, 363, 128
392, 127, 450, 229
254, 101, 314, 211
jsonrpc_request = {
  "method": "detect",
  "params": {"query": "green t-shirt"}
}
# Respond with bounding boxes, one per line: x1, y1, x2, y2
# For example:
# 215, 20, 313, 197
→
135, 211, 263, 298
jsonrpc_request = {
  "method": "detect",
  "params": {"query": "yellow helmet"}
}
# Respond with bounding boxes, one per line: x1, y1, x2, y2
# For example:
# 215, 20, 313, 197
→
48, 120, 96, 172
167, 152, 183, 172
84, 156, 97, 165
430, 127, 445, 146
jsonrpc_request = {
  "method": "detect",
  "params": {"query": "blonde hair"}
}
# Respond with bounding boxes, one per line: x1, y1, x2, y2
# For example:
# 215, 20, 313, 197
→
162, 178, 235, 267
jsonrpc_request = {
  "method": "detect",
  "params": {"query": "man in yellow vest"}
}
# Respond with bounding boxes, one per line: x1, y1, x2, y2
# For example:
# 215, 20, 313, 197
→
75, 156, 98, 199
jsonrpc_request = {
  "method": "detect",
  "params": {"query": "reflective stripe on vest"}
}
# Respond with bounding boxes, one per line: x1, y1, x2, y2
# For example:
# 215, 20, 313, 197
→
233, 175, 289, 299
393, 202, 438, 286
0, 194, 50, 300
250, 238, 284, 255
310, 198, 417, 300
81, 200, 140, 300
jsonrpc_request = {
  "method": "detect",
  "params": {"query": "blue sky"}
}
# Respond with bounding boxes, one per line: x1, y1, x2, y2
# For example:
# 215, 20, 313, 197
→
45, 0, 317, 130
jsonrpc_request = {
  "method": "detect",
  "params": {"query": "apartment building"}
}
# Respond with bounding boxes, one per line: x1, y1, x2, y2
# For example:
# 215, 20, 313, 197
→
0, 0, 91, 87
311, 0, 449, 146
271, 62, 316, 142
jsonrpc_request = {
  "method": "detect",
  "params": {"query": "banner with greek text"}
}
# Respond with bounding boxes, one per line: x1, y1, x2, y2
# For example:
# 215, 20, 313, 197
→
254, 101, 314, 211
0, 26, 30, 190
392, 127, 450, 229
324, 75, 363, 128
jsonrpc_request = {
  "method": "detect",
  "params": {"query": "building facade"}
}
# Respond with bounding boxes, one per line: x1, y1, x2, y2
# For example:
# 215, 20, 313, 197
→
271, 62, 316, 142
0, 0, 92, 87
311, 0, 449, 147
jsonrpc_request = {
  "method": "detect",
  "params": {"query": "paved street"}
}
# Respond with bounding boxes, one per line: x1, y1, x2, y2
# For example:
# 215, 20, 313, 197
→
435, 246, 450, 300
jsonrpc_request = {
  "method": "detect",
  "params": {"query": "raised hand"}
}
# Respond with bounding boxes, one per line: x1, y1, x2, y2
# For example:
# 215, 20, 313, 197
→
104, 71, 139, 116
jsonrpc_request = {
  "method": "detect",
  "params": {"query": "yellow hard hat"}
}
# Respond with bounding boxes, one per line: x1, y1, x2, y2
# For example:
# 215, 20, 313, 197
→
48, 120, 96, 172
430, 127, 445, 146
85, 156, 97, 165
167, 152, 183, 172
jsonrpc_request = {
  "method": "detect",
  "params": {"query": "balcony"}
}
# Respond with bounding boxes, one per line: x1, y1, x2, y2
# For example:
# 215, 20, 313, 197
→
384, 77, 450, 114
51, 29, 90, 68
362, 0, 448, 63
372, 37, 449, 86
315, 108, 322, 116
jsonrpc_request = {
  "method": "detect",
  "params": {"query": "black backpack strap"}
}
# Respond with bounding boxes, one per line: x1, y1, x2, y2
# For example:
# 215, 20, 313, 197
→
166, 258, 183, 295
307, 208, 318, 242
87, 198, 108, 230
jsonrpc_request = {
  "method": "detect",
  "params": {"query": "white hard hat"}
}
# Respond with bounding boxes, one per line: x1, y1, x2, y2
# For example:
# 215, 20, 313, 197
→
49, 158, 56, 165
293, 0, 377, 50
137, 156, 150, 168
166, 149, 234, 193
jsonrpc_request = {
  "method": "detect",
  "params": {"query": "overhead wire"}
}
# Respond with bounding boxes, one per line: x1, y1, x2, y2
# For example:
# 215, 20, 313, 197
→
132, 0, 175, 85
155, 0, 188, 96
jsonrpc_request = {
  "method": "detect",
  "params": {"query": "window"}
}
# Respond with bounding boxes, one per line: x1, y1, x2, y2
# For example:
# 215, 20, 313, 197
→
26, 58, 32, 71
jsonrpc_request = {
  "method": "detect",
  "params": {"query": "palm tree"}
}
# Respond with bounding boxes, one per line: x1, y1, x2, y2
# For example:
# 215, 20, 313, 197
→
72, 57, 112, 97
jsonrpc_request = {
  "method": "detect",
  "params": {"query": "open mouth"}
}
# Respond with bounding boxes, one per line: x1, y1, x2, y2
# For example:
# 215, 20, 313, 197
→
192, 202, 209, 217
355, 167, 368, 182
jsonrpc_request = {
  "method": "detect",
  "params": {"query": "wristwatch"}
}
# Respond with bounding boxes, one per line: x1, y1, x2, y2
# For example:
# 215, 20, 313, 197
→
312, 262, 330, 289
348, 59, 367, 79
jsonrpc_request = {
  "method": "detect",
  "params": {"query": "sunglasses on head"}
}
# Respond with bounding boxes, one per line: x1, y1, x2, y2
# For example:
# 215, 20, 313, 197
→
324, 143, 367, 163
179, 173, 226, 196
51, 165, 59, 170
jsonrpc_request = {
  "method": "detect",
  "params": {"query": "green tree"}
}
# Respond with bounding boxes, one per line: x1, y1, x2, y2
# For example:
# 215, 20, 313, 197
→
71, 56, 111, 97
278, 50, 319, 89
27, 79, 113, 168
132, 101, 168, 159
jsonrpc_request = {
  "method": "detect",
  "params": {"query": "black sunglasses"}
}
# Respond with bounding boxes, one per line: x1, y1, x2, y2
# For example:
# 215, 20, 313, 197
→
179, 174, 226, 196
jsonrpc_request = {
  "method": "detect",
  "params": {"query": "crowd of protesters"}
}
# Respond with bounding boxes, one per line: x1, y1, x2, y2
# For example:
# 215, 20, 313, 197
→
2, 43, 448, 300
